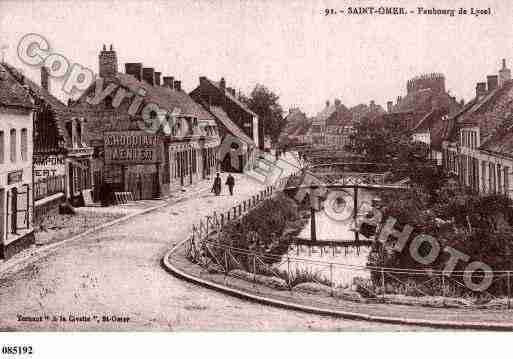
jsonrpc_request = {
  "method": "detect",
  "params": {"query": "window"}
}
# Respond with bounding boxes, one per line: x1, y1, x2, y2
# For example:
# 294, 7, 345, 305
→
65, 121, 72, 145
10, 129, 16, 163
504, 167, 510, 196
481, 161, 487, 193
21, 128, 27, 161
489, 163, 496, 193
497, 164, 502, 195
0, 131, 4, 163
76, 121, 82, 147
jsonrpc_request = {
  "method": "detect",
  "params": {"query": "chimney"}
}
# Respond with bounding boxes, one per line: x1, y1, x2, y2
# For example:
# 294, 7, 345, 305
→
125, 63, 143, 81
499, 58, 511, 87
154, 71, 161, 86
163, 76, 174, 89
99, 44, 118, 78
220, 77, 226, 91
326, 100, 330, 107
174, 80, 181, 91
387, 101, 393, 113
476, 82, 487, 97
41, 66, 50, 91
142, 67, 155, 86
334, 99, 341, 107
487, 75, 498, 92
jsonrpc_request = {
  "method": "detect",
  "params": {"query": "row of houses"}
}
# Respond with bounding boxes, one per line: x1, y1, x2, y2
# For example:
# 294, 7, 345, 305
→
280, 99, 384, 149
441, 59, 513, 197
0, 44, 262, 259
383, 59, 513, 199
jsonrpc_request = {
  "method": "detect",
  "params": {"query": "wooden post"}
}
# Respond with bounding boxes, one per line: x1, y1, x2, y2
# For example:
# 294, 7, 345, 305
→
508, 272, 511, 310
354, 184, 360, 256
287, 257, 292, 292
224, 249, 229, 276
310, 206, 317, 242
381, 267, 385, 300
441, 274, 445, 300
252, 255, 257, 285
330, 263, 334, 296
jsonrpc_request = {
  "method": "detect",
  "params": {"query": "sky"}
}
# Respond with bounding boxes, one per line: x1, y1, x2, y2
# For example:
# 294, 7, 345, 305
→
1, 0, 512, 116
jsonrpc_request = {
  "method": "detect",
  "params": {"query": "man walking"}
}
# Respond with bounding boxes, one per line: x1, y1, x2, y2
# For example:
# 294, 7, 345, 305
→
226, 173, 235, 196
212, 173, 222, 196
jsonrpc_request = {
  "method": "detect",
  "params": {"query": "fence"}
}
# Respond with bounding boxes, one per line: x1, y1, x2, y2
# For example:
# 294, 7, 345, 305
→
182, 174, 513, 309
34, 175, 66, 201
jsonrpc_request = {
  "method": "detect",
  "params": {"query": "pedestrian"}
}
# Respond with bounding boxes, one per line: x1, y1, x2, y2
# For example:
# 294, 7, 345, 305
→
212, 173, 222, 196
226, 173, 235, 195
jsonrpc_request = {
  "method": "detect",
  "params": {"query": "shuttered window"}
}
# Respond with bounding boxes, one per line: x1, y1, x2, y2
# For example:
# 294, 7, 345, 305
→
10, 129, 16, 163
21, 128, 28, 161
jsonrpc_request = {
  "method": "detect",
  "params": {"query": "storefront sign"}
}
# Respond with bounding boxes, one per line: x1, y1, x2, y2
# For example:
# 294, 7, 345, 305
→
7, 170, 23, 184
104, 131, 162, 164
33, 154, 66, 179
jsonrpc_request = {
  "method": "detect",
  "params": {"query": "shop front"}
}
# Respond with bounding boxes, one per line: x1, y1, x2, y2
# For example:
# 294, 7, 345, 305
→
103, 131, 164, 200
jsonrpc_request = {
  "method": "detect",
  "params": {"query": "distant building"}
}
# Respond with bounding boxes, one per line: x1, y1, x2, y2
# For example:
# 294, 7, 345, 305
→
325, 100, 354, 148
279, 108, 311, 146
308, 99, 355, 148
0, 63, 34, 259
383, 73, 460, 133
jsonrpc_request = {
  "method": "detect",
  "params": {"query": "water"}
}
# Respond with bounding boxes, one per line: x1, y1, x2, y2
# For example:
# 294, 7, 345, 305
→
274, 191, 376, 287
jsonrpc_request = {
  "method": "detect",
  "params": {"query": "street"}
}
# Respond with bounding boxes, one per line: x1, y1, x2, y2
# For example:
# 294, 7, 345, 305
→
0, 171, 417, 331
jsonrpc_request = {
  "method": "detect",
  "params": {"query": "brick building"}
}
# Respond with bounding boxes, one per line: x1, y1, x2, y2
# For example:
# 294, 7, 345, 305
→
69, 45, 219, 203
0, 63, 34, 259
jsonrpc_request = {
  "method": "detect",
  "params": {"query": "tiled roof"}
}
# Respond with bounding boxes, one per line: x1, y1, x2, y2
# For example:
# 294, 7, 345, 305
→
73, 72, 216, 121
203, 78, 258, 117
459, 80, 513, 142
281, 109, 309, 137
480, 126, 513, 157
208, 105, 255, 147
313, 104, 337, 124
0, 63, 33, 109
413, 108, 455, 150
1, 62, 69, 138
326, 105, 352, 127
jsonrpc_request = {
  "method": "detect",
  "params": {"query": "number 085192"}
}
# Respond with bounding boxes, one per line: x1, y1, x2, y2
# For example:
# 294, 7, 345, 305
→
1, 346, 33, 355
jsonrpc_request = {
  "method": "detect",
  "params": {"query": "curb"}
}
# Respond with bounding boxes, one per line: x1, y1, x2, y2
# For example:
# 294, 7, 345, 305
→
162, 238, 513, 331
0, 186, 210, 276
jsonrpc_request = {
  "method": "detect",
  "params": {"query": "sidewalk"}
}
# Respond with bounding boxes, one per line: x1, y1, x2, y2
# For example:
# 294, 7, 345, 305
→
0, 177, 214, 274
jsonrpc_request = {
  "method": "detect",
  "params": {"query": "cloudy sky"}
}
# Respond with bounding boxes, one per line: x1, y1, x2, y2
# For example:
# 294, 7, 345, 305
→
1, 0, 512, 115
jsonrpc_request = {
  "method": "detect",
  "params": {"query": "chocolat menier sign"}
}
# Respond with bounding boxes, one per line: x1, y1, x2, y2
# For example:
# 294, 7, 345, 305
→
104, 131, 162, 164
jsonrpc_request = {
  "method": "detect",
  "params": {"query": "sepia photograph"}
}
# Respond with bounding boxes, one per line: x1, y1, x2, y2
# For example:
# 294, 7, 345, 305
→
1, 0, 513, 356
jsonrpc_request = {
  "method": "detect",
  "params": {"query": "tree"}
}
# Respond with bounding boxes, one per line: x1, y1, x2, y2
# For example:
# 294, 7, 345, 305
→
241, 84, 285, 144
